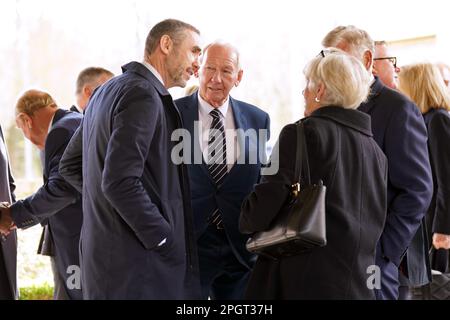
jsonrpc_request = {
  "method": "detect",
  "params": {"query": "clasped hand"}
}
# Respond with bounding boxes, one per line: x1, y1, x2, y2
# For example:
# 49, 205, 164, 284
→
0, 202, 16, 237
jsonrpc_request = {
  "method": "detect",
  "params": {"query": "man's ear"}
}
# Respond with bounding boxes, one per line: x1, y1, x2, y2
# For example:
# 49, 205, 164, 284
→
16, 112, 32, 129
159, 35, 173, 55
363, 50, 373, 71
235, 70, 243, 87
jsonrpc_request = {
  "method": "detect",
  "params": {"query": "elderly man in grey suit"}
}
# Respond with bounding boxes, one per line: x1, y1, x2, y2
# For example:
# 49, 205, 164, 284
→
60, 19, 202, 299
0, 125, 17, 300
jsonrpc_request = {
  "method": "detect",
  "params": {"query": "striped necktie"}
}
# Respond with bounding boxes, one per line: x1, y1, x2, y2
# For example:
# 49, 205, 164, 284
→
206, 109, 227, 229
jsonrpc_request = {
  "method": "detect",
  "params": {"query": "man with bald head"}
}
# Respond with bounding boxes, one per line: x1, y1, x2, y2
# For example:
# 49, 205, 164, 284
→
176, 42, 270, 299
322, 26, 433, 300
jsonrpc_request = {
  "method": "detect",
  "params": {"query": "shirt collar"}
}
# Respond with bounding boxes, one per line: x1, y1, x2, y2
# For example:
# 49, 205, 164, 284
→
142, 61, 164, 86
197, 92, 229, 118
47, 113, 56, 133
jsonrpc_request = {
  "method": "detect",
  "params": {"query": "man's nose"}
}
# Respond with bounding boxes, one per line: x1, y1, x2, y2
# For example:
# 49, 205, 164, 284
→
212, 70, 222, 83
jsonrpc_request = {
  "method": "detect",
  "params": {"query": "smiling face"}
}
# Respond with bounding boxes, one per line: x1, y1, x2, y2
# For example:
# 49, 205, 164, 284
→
166, 29, 202, 88
198, 44, 243, 107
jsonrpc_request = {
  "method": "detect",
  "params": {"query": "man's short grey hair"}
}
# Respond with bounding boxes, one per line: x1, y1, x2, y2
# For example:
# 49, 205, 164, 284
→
144, 18, 200, 55
322, 25, 375, 62
200, 41, 242, 70
304, 47, 371, 109
76, 67, 114, 94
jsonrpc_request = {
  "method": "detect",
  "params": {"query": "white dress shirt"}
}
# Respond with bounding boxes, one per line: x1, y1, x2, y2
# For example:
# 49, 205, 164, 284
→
142, 61, 164, 86
197, 92, 239, 172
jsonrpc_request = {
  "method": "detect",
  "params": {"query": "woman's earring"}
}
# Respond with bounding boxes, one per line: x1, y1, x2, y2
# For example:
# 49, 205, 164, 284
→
314, 97, 320, 103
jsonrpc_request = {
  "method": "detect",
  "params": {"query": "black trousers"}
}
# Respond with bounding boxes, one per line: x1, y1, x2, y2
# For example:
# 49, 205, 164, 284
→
197, 224, 251, 300
0, 248, 13, 300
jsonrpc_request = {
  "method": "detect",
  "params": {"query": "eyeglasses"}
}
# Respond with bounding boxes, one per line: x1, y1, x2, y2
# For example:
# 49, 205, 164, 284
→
374, 56, 397, 69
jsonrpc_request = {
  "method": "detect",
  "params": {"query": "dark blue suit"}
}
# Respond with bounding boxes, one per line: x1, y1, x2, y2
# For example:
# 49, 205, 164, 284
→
60, 62, 199, 299
176, 92, 270, 299
10, 109, 83, 299
359, 77, 433, 299
0, 126, 17, 300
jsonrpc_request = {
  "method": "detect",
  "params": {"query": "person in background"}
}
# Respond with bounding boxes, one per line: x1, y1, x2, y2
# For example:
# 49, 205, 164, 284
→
240, 48, 387, 299
399, 63, 450, 273
0, 89, 83, 299
322, 25, 433, 300
184, 84, 199, 96
70, 67, 114, 113
373, 40, 400, 90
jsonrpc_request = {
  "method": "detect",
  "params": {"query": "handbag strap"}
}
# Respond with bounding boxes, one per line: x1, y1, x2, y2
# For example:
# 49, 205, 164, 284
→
295, 122, 311, 186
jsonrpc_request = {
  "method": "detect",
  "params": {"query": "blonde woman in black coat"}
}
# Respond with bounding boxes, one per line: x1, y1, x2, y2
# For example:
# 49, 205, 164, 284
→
399, 63, 450, 272
240, 48, 388, 299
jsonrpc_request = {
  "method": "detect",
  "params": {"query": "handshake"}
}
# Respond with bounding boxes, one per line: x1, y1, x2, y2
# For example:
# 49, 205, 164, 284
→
0, 202, 16, 239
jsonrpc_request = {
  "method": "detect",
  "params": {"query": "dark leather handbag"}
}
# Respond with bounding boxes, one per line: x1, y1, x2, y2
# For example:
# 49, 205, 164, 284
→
246, 122, 327, 260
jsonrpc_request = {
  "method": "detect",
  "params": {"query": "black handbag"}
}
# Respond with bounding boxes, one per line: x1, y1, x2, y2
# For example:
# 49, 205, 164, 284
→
245, 122, 327, 260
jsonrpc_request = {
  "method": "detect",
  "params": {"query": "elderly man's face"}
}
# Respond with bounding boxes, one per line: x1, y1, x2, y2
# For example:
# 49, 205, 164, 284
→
166, 30, 202, 88
373, 44, 400, 89
15, 111, 46, 149
198, 44, 243, 107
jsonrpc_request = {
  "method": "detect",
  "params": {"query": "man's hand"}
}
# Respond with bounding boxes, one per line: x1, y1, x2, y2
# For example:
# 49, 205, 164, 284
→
433, 233, 450, 250
0, 202, 15, 237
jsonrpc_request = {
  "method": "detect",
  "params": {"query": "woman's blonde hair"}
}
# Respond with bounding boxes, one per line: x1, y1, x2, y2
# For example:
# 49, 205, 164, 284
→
15, 89, 57, 116
398, 63, 450, 114
304, 47, 371, 109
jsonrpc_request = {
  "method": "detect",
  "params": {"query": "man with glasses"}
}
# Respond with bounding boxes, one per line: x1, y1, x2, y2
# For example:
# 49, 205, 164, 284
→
373, 41, 401, 89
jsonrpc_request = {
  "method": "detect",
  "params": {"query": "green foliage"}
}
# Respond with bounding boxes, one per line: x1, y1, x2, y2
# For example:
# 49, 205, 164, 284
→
19, 283, 54, 300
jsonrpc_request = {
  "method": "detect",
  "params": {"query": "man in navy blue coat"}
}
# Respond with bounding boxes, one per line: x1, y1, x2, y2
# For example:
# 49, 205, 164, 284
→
322, 26, 433, 299
176, 42, 270, 299
0, 126, 17, 300
0, 89, 83, 299
60, 19, 202, 299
